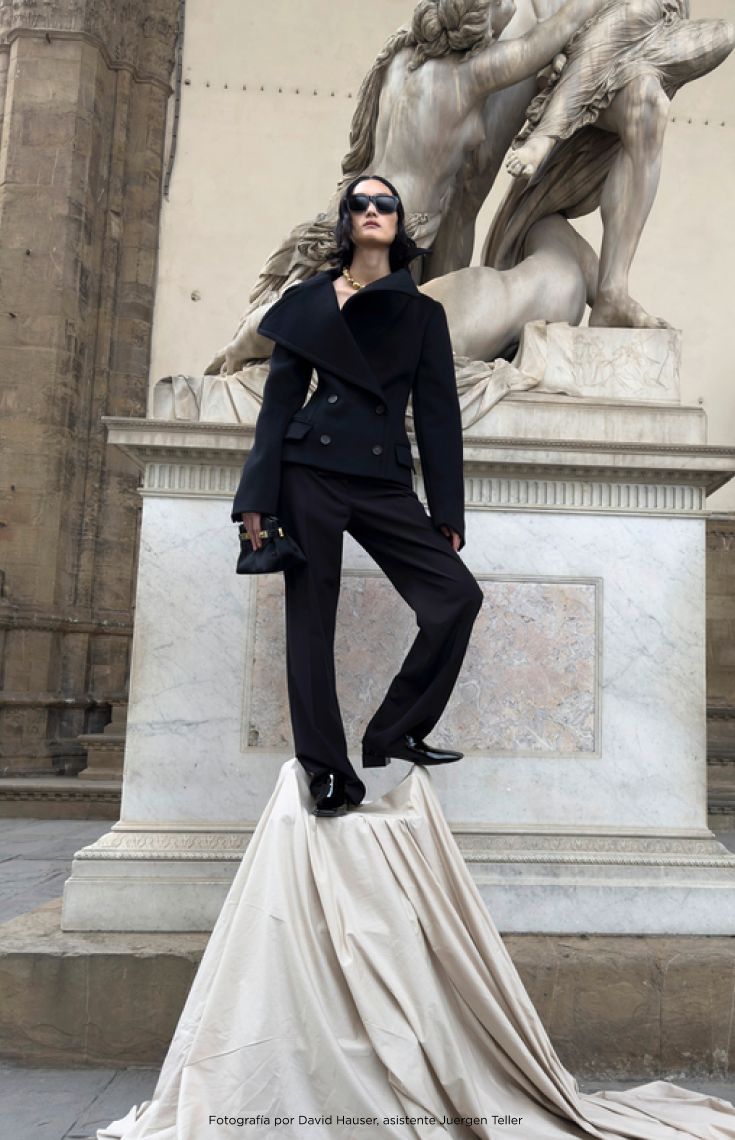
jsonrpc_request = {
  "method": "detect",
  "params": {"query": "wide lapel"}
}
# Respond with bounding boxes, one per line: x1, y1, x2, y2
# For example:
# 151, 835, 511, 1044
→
256, 268, 419, 401
257, 274, 381, 399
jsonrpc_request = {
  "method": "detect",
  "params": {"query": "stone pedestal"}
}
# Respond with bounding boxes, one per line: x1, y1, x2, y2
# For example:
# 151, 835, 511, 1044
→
78, 703, 127, 782
62, 327, 735, 933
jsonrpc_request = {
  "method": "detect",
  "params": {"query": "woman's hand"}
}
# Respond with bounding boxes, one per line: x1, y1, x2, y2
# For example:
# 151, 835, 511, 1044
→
241, 511, 263, 551
439, 524, 462, 553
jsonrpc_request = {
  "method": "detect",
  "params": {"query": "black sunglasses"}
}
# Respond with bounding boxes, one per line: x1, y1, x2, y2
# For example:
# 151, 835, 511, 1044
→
347, 193, 400, 215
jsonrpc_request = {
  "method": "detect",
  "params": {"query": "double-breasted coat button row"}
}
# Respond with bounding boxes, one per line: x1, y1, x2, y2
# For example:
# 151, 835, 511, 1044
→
322, 397, 385, 453
326, 393, 384, 415
325, 393, 385, 415
320, 435, 383, 455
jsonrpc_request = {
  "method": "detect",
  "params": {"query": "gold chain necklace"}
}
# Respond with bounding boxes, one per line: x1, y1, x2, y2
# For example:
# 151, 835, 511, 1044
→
342, 266, 365, 290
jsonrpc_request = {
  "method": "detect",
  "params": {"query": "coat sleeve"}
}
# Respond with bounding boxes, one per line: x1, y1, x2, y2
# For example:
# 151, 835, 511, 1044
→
412, 301, 466, 551
230, 342, 313, 522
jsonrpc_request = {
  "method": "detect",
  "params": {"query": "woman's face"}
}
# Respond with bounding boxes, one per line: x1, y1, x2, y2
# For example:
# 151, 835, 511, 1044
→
348, 178, 400, 253
490, 0, 516, 38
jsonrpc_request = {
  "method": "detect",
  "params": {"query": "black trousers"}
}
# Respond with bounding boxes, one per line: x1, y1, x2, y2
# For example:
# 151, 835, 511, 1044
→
277, 462, 484, 806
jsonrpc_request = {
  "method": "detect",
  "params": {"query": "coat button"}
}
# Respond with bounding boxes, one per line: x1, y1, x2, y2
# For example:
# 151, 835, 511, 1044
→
320, 434, 331, 445
372, 444, 383, 455
375, 403, 386, 414
327, 394, 338, 403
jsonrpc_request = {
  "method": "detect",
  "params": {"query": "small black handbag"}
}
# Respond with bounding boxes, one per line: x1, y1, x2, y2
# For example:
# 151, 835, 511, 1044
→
236, 515, 307, 574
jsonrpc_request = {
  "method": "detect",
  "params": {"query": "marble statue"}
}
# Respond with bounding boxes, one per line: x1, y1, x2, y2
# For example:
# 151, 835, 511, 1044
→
156, 212, 597, 428
163, 0, 732, 428
421, 214, 596, 361
204, 0, 611, 378
490, 0, 735, 327
155, 215, 596, 430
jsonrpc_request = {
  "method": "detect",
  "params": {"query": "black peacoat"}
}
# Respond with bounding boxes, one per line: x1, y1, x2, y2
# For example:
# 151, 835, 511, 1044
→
230, 264, 467, 549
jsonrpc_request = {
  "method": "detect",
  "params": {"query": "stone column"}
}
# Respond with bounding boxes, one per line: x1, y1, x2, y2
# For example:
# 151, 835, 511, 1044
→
706, 516, 735, 825
0, 0, 178, 774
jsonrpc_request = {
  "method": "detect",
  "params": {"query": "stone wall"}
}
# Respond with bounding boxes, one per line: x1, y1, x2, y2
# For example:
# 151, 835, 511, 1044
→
707, 518, 735, 708
706, 517, 735, 824
0, 0, 178, 774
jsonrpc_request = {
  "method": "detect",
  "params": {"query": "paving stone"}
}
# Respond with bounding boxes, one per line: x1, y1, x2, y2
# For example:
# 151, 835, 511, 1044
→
63, 1068, 158, 1139
578, 1077, 735, 1102
0, 866, 71, 923
0, 820, 109, 860
0, 820, 45, 834
1, 1063, 733, 1140
0, 1063, 120, 1140
0, 820, 109, 922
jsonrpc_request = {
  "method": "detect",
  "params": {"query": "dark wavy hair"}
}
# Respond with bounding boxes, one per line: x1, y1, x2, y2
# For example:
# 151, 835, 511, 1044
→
330, 173, 430, 272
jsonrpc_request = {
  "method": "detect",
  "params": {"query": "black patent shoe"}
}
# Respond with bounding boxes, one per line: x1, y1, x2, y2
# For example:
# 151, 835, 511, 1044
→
363, 733, 464, 768
310, 771, 349, 816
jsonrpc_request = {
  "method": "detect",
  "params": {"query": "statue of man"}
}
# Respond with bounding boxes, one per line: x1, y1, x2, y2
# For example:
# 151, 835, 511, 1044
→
207, 0, 611, 375
485, 0, 734, 326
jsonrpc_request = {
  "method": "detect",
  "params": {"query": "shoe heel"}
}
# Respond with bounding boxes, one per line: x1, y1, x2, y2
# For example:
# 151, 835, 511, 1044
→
362, 750, 390, 769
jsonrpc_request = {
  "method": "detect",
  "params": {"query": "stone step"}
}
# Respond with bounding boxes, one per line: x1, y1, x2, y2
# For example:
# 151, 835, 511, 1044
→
1, 898, 733, 1080
0, 778, 121, 820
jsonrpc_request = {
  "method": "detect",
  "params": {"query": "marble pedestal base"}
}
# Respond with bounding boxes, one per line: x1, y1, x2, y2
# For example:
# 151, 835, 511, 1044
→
62, 330, 735, 933
61, 802, 735, 934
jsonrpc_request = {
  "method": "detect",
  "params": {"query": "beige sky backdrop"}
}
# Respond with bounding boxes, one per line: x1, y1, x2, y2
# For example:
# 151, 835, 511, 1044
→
147, 0, 735, 507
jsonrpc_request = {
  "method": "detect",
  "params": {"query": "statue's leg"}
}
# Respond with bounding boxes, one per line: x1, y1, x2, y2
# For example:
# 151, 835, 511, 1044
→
589, 73, 671, 328
421, 215, 591, 360
506, 54, 582, 180
525, 214, 599, 308
589, 13, 734, 327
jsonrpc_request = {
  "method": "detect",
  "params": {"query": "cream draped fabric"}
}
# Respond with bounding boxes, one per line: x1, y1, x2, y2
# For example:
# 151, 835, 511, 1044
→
98, 760, 735, 1140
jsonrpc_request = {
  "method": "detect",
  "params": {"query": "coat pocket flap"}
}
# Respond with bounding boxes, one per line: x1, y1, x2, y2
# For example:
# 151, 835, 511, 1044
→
395, 443, 415, 470
284, 418, 313, 441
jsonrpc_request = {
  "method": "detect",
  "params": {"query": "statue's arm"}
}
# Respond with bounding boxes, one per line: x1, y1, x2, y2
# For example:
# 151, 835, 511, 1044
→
467, 0, 604, 96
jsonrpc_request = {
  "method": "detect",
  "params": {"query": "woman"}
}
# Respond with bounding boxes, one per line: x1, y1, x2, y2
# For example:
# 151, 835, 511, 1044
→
232, 174, 484, 817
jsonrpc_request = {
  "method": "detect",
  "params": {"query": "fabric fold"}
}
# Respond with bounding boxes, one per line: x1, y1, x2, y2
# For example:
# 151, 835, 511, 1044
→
98, 760, 735, 1140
